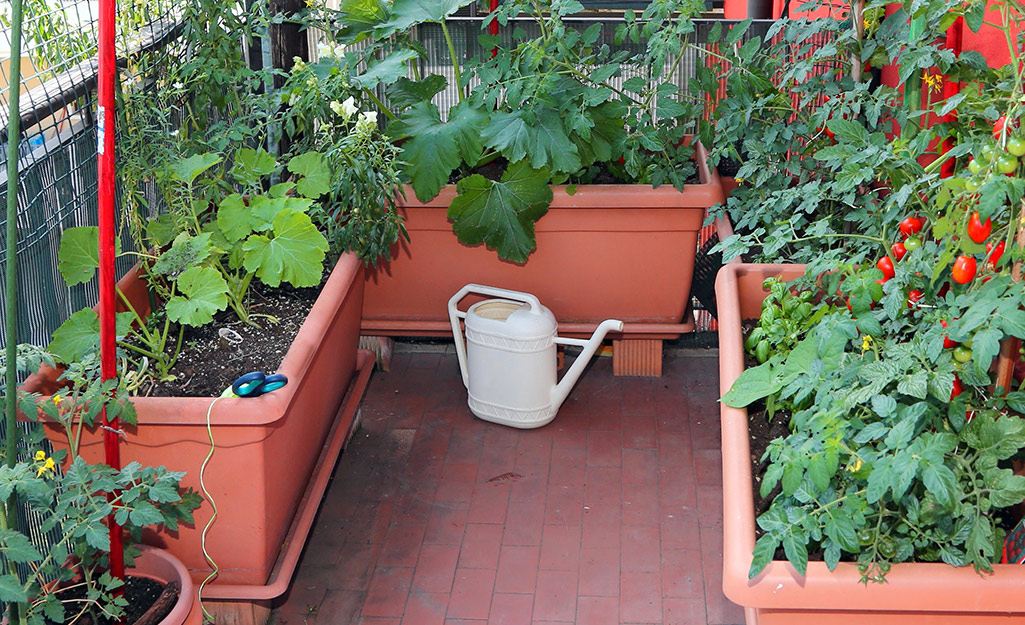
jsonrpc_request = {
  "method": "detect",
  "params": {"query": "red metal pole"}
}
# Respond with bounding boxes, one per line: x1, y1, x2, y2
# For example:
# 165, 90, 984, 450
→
97, 0, 125, 581
939, 17, 964, 178
489, 0, 499, 58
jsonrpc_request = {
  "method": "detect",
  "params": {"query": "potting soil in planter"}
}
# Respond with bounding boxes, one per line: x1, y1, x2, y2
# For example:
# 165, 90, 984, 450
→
134, 273, 326, 397
453, 157, 700, 186
45, 576, 172, 625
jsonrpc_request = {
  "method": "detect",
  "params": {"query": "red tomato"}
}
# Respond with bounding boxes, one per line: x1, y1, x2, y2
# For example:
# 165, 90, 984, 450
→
877, 256, 895, 280
891, 241, 907, 261
994, 115, 1016, 140
987, 240, 1006, 267
899, 217, 924, 238
951, 374, 963, 399
941, 320, 958, 349
907, 289, 924, 308
952, 255, 977, 284
967, 211, 993, 243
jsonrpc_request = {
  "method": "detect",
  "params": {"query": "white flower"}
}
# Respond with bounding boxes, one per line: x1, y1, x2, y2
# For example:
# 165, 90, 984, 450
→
289, 92, 300, 106
337, 96, 358, 120
355, 110, 378, 136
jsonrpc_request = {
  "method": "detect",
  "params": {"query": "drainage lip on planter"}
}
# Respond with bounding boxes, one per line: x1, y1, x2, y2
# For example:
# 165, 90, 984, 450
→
716, 262, 1025, 621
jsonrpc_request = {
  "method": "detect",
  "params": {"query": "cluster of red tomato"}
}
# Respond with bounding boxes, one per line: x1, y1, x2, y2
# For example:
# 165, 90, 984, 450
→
874, 216, 925, 308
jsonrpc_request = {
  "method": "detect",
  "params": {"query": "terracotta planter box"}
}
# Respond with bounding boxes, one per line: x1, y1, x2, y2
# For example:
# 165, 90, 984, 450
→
715, 262, 1025, 624
363, 143, 724, 375
24, 254, 372, 595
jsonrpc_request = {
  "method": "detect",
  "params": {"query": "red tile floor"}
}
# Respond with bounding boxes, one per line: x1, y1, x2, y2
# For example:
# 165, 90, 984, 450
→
269, 348, 743, 625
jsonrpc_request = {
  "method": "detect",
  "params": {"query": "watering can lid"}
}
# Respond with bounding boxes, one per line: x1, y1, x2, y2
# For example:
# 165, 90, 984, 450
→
467, 298, 557, 339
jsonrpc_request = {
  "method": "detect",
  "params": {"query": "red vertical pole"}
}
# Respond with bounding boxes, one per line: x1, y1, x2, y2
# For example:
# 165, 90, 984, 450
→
939, 17, 963, 178
489, 0, 499, 58
97, 0, 125, 582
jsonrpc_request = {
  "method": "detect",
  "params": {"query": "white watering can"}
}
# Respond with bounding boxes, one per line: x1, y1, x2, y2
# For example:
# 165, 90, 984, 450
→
448, 284, 624, 429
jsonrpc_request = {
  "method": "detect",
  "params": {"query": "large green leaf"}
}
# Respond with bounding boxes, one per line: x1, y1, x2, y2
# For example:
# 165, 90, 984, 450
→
386, 75, 448, 109
0, 529, 42, 562
334, 0, 390, 42
288, 152, 331, 198
230, 148, 276, 188
482, 108, 580, 174
374, 0, 475, 36
391, 101, 488, 201
165, 266, 228, 327
217, 194, 253, 243
57, 226, 121, 287
170, 152, 222, 185
352, 48, 419, 90
48, 309, 134, 363
151, 232, 214, 278
0, 573, 28, 603
447, 160, 552, 263
242, 210, 328, 287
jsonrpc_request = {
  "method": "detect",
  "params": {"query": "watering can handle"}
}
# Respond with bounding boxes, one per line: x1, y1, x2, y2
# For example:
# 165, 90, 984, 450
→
448, 284, 543, 389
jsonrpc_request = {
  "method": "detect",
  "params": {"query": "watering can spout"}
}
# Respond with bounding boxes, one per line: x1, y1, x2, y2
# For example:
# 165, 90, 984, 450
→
550, 319, 624, 411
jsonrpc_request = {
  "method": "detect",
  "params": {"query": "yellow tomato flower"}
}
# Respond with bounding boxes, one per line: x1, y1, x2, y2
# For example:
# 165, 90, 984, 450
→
36, 457, 56, 478
922, 71, 943, 94
848, 458, 863, 472
861, 335, 873, 352
34, 450, 46, 461
53, 394, 62, 405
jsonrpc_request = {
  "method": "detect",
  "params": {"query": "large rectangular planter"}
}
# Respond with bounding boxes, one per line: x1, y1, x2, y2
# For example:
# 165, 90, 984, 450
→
363, 143, 723, 339
716, 262, 1025, 624
23, 253, 370, 591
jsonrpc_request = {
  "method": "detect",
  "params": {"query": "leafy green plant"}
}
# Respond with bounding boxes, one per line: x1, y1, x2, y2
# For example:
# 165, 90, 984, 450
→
0, 345, 200, 625
319, 0, 707, 262
276, 56, 406, 265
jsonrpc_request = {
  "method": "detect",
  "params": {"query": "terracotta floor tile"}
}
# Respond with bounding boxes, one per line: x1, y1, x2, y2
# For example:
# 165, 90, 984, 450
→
509, 469, 548, 503
576, 595, 619, 625
620, 572, 662, 623
532, 570, 578, 622
488, 593, 535, 625
622, 484, 660, 528
459, 523, 504, 569
378, 522, 427, 568
538, 524, 582, 571
271, 351, 747, 625
662, 549, 704, 598
503, 501, 546, 546
362, 567, 414, 618
317, 589, 365, 623
586, 431, 622, 466
495, 545, 540, 594
447, 568, 497, 620
413, 544, 460, 594
622, 448, 659, 486
663, 596, 708, 625
621, 526, 661, 573
424, 505, 470, 546
467, 482, 512, 525
578, 548, 620, 597
544, 485, 584, 526
402, 591, 449, 625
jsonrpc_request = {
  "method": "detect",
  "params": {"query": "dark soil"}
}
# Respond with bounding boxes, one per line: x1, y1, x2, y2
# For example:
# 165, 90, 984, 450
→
46, 576, 168, 625
456, 158, 700, 185
717, 157, 741, 178
137, 275, 324, 398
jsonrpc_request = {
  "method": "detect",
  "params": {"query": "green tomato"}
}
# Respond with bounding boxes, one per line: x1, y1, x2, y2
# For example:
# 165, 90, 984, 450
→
965, 177, 983, 192
1008, 137, 1025, 157
997, 154, 1019, 174
878, 537, 897, 559
982, 144, 998, 163
968, 158, 984, 175
857, 529, 874, 546
954, 345, 973, 363
962, 339, 973, 348
904, 237, 921, 251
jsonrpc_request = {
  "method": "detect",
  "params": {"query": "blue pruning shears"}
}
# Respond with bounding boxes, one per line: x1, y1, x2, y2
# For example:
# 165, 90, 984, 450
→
222, 372, 289, 398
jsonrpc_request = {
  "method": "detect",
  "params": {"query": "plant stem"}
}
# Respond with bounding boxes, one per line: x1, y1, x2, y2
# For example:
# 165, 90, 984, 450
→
362, 87, 397, 121
440, 20, 464, 103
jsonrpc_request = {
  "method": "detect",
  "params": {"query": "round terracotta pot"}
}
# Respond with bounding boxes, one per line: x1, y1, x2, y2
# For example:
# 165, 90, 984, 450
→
131, 546, 201, 625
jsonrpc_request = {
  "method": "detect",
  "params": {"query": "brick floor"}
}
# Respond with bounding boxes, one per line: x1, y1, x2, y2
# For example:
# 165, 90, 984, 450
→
270, 349, 743, 625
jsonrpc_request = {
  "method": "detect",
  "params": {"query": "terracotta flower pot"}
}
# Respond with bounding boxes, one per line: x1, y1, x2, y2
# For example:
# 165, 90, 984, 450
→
131, 545, 203, 625
23, 254, 373, 597
716, 262, 1025, 624
363, 142, 724, 375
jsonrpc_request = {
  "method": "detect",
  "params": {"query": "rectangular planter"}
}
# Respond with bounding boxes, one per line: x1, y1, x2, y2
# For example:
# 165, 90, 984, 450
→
715, 262, 1025, 624
362, 142, 723, 340
23, 253, 370, 590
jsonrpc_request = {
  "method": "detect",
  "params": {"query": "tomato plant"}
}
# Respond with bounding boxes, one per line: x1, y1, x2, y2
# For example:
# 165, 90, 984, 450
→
899, 217, 924, 238
877, 256, 895, 280
967, 212, 992, 243
891, 241, 907, 261
952, 255, 977, 284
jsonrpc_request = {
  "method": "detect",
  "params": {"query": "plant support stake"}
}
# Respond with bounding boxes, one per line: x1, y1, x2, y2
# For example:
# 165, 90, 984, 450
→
3, 0, 26, 618
97, 0, 125, 582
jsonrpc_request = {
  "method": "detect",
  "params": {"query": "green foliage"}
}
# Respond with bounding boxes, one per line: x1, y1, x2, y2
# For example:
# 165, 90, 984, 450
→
318, 0, 706, 261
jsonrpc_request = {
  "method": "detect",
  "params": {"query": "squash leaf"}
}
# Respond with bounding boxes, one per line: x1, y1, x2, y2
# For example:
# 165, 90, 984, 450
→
165, 266, 229, 327
242, 210, 328, 287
